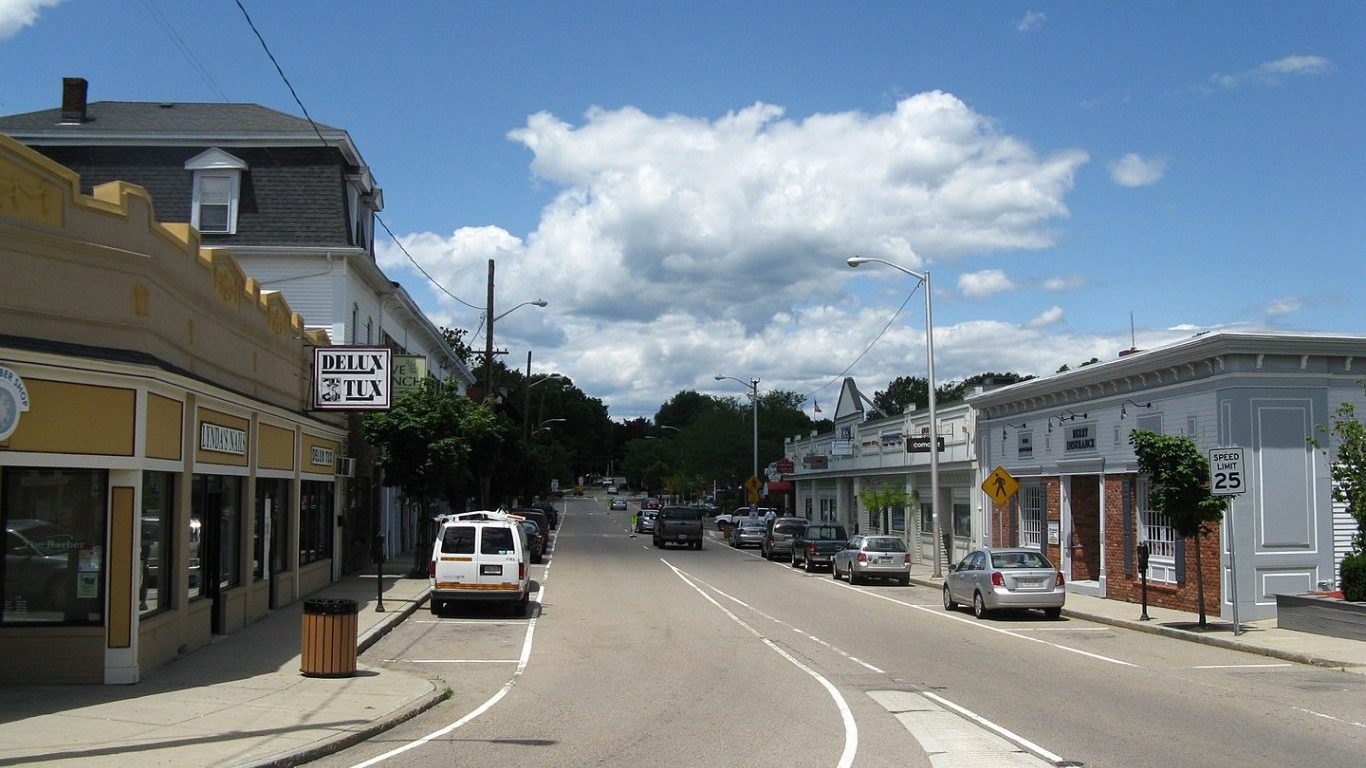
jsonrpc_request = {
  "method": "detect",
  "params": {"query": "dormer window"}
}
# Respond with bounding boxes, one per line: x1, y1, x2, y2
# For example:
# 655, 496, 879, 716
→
185, 148, 247, 235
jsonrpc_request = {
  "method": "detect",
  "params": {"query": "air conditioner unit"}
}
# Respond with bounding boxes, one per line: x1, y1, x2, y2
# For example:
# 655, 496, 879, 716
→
335, 456, 356, 477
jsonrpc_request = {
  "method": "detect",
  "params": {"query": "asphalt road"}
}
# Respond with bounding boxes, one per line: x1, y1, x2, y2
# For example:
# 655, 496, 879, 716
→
313, 495, 1366, 768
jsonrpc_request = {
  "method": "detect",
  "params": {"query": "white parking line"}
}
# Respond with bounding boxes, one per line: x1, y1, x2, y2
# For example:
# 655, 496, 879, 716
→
663, 559, 859, 768
922, 691, 1067, 765
1193, 663, 1294, 669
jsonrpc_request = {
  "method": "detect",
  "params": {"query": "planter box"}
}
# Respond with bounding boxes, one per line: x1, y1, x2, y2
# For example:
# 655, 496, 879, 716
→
1275, 593, 1366, 642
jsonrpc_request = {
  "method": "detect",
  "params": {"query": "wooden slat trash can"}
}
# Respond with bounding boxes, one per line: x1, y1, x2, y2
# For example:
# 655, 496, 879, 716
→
300, 598, 358, 677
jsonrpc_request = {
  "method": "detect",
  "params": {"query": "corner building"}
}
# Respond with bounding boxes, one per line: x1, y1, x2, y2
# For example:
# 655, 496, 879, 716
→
0, 134, 347, 683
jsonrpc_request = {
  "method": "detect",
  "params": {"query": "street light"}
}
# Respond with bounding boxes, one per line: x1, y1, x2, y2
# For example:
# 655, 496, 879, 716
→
523, 369, 565, 439
530, 417, 565, 437
847, 255, 943, 577
715, 374, 760, 515
481, 258, 548, 398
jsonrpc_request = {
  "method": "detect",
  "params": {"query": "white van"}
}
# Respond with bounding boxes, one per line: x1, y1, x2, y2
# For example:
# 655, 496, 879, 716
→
429, 511, 531, 616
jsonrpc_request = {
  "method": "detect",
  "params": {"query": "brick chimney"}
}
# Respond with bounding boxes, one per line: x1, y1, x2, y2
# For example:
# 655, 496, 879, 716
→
61, 77, 88, 124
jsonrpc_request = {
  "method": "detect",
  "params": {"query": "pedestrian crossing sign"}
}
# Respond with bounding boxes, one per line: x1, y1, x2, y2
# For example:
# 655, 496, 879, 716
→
981, 466, 1019, 507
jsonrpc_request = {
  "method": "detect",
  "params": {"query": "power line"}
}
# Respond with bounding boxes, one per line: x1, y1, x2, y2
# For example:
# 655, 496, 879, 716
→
143, 0, 230, 102
804, 282, 921, 405
233, 0, 482, 313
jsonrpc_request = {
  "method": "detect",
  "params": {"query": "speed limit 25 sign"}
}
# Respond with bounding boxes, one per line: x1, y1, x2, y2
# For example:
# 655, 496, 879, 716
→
1208, 447, 1246, 496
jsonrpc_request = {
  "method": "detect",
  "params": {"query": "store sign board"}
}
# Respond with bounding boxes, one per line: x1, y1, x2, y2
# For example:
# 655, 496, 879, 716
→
0, 366, 31, 441
392, 354, 427, 399
1064, 424, 1096, 453
313, 347, 392, 410
201, 422, 246, 455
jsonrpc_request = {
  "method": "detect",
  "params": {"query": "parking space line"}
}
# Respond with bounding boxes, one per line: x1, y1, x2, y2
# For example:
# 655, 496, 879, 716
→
1192, 663, 1294, 669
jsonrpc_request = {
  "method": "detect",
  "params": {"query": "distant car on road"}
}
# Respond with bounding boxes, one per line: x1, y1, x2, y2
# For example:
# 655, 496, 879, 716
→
653, 506, 704, 550
610, 497, 627, 511
790, 523, 847, 572
943, 547, 1065, 620
635, 509, 658, 534
729, 517, 767, 548
832, 535, 910, 585
761, 517, 809, 561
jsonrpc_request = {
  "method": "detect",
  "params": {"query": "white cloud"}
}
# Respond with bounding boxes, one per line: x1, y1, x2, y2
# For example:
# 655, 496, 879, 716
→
383, 93, 1091, 417
1028, 305, 1065, 328
1264, 296, 1302, 317
1211, 54, 1332, 89
958, 269, 1017, 299
1042, 274, 1085, 291
1109, 153, 1166, 187
0, 0, 63, 40
1016, 11, 1046, 32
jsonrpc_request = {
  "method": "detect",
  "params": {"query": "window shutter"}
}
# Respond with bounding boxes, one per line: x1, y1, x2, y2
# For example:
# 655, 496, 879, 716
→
1122, 478, 1134, 577
1174, 536, 1186, 583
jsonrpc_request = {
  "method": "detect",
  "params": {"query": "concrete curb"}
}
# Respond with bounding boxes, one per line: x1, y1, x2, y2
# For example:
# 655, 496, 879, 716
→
242, 586, 446, 768
908, 576, 1357, 672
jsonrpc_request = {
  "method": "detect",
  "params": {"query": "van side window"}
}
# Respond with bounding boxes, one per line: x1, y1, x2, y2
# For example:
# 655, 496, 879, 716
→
440, 525, 476, 555
481, 526, 515, 555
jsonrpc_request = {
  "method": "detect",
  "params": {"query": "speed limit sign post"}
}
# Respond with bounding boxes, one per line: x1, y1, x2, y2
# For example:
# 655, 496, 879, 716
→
1209, 445, 1247, 636
1208, 447, 1246, 496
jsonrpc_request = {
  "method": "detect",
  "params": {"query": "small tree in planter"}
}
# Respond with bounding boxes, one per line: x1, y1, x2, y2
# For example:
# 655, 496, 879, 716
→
1310, 396, 1366, 601
857, 481, 911, 537
1130, 430, 1230, 627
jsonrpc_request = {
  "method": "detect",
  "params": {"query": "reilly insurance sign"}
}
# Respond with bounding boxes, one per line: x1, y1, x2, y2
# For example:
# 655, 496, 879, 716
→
313, 347, 392, 410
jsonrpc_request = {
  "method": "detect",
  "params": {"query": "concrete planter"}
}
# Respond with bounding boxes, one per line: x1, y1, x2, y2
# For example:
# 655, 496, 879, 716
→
1275, 593, 1366, 642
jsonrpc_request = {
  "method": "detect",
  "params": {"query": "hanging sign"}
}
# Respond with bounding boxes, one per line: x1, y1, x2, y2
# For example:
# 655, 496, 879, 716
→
0, 366, 31, 441
313, 347, 392, 410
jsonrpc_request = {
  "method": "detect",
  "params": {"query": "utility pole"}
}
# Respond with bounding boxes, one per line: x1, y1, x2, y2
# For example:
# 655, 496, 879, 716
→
483, 258, 494, 398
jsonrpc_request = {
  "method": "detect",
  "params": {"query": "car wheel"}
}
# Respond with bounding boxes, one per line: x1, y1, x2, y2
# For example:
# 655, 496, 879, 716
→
973, 592, 990, 619
512, 593, 530, 617
1044, 607, 1062, 620
430, 598, 443, 615
804, 558, 814, 573
831, 563, 841, 580
899, 576, 911, 587
850, 570, 862, 585
943, 586, 957, 611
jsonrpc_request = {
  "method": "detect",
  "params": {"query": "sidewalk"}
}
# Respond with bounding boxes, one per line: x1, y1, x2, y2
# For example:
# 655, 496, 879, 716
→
0, 564, 445, 768
905, 562, 1366, 673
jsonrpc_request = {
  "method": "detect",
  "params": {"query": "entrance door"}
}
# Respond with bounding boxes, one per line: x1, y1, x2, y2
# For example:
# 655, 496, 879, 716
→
191, 475, 241, 634
1065, 475, 1102, 582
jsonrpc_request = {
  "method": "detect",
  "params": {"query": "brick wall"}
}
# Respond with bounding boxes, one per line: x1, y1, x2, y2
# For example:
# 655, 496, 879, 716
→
1103, 473, 1223, 617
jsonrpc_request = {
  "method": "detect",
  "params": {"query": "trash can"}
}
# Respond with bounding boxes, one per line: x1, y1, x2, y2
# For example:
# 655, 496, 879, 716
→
300, 598, 358, 677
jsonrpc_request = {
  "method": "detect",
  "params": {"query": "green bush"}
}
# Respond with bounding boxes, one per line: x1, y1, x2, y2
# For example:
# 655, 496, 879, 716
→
1341, 551, 1366, 602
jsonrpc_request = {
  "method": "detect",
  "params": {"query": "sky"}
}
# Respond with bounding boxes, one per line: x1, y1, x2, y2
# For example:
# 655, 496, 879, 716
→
2, 1, 1362, 420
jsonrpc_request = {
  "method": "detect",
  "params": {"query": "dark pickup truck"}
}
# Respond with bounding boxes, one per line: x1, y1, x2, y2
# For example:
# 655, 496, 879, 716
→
790, 523, 848, 572
653, 506, 704, 550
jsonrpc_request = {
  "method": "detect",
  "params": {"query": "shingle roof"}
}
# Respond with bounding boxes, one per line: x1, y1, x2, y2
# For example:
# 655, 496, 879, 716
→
0, 101, 340, 137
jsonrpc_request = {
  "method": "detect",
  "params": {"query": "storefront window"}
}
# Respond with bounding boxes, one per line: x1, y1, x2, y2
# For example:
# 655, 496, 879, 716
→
2, 468, 107, 625
920, 502, 933, 534
253, 479, 290, 581
299, 481, 333, 565
1137, 478, 1177, 584
890, 505, 905, 533
140, 472, 174, 616
1019, 483, 1043, 549
189, 474, 242, 600
953, 501, 971, 538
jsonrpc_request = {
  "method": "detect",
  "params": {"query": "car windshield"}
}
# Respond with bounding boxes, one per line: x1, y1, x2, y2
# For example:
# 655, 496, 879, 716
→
480, 526, 516, 555
440, 525, 477, 555
659, 508, 703, 520
865, 537, 907, 552
805, 526, 845, 540
991, 551, 1053, 569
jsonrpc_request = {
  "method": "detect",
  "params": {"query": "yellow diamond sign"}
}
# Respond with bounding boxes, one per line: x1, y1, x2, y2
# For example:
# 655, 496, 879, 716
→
981, 465, 1019, 507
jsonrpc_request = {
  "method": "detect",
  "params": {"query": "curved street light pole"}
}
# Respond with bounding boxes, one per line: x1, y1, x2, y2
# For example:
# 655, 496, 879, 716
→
847, 256, 942, 577
715, 374, 760, 515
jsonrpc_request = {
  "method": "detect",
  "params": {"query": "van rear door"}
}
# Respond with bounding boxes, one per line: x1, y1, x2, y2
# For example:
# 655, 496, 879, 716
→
477, 525, 524, 591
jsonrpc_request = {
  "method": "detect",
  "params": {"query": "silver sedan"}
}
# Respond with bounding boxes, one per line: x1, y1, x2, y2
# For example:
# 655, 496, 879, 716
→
832, 535, 911, 585
943, 547, 1065, 619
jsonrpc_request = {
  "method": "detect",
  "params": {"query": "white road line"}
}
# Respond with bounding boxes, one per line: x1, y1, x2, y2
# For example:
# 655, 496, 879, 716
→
664, 559, 859, 768
688, 573, 885, 674
1011, 627, 1109, 632
1293, 707, 1366, 729
346, 520, 559, 768
823, 579, 1137, 667
1193, 663, 1294, 669
922, 691, 1066, 765
383, 659, 520, 664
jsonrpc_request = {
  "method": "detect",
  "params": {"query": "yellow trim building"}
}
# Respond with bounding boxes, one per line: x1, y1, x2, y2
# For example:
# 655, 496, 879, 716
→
0, 134, 348, 684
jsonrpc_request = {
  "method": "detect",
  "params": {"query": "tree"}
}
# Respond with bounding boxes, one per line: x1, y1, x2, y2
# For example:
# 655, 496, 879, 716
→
1310, 396, 1366, 600
1130, 429, 1229, 626
857, 481, 911, 533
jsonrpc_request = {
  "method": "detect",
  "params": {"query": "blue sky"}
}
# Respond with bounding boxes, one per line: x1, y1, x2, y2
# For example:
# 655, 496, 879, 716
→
2, 1, 1362, 418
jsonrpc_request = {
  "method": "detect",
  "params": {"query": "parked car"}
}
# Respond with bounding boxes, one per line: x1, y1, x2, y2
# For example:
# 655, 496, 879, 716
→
635, 509, 658, 534
761, 517, 808, 560
640, 497, 663, 511
716, 507, 774, 533
730, 517, 768, 548
832, 535, 911, 585
790, 523, 848, 572
510, 507, 552, 548
429, 511, 530, 617
654, 506, 704, 549
530, 502, 559, 529
943, 547, 1065, 620
610, 497, 628, 511
521, 519, 545, 564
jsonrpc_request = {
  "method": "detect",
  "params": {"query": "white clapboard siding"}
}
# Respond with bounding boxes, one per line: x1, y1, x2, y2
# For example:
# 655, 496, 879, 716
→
1333, 496, 1354, 586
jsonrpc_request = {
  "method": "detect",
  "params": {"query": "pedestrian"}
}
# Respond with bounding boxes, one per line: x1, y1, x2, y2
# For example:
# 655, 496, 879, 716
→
630, 509, 638, 538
